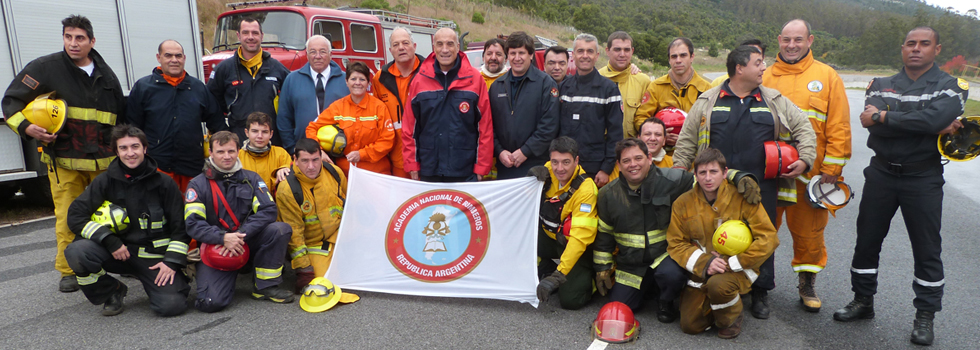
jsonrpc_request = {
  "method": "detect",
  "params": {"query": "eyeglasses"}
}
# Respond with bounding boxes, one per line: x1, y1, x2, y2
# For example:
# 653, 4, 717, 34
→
308, 50, 330, 57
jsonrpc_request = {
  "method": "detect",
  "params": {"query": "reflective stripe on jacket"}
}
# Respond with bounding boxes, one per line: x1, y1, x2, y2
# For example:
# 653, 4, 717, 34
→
276, 163, 347, 269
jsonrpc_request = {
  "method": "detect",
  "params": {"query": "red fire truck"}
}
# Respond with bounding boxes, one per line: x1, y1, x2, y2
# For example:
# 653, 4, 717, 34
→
203, 0, 455, 81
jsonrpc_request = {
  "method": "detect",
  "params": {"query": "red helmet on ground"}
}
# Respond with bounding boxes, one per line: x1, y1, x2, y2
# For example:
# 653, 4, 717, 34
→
200, 242, 250, 271
763, 140, 799, 179
654, 107, 687, 135
592, 301, 640, 343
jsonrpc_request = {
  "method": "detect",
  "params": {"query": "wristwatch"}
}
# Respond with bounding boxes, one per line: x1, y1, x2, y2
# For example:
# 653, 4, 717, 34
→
871, 111, 881, 124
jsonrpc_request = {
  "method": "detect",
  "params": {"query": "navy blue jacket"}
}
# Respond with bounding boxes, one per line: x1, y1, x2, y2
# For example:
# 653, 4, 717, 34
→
184, 168, 278, 245
277, 61, 348, 152
127, 68, 225, 176
207, 51, 289, 146
557, 69, 623, 175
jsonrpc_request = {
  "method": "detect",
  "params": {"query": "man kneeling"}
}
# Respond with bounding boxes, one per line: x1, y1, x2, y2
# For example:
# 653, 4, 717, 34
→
666, 148, 778, 338
65, 125, 190, 316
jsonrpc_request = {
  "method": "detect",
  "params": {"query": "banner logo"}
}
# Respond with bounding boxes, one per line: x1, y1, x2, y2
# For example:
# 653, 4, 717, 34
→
386, 190, 490, 282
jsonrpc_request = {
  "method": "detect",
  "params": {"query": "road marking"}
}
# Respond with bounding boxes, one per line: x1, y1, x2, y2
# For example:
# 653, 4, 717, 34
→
586, 339, 608, 350
0, 215, 55, 229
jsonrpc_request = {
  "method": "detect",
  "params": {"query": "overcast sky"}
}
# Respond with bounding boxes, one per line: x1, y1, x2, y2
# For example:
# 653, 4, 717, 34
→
924, 0, 976, 14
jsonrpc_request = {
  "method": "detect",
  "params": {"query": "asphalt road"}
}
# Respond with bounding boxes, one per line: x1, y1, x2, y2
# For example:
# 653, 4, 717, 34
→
1, 90, 978, 349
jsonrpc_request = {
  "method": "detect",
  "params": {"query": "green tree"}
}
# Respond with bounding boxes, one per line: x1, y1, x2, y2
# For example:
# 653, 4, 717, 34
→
572, 4, 612, 41
471, 12, 485, 24
708, 42, 719, 57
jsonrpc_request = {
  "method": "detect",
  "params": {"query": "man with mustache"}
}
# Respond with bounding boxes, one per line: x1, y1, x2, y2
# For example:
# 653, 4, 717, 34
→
127, 40, 225, 193
480, 38, 508, 88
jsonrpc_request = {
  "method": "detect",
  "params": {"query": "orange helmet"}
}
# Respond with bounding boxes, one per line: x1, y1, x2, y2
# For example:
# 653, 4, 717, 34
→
200, 242, 250, 271
592, 302, 640, 343
763, 140, 799, 179
654, 107, 687, 135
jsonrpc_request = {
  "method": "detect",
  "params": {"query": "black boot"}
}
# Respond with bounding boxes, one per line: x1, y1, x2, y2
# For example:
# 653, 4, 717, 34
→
102, 282, 128, 316
656, 300, 677, 323
750, 289, 770, 319
910, 310, 935, 346
833, 294, 874, 322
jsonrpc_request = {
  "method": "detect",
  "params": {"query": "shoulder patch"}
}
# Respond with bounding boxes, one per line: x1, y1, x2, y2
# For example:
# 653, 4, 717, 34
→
958, 78, 969, 90
550, 87, 559, 98
579, 203, 592, 213
866, 78, 875, 90
641, 91, 651, 104
21, 74, 39, 90
185, 189, 197, 202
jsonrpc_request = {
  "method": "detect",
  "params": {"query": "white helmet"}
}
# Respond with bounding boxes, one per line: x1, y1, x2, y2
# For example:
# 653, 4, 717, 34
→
806, 175, 854, 216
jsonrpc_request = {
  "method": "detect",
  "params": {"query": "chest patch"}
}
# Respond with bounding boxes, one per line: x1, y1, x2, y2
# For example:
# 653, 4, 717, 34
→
301, 200, 313, 213
807, 80, 823, 92
459, 101, 470, 113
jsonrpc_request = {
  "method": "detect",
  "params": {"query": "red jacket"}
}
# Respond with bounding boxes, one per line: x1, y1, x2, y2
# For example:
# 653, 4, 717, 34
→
401, 52, 493, 177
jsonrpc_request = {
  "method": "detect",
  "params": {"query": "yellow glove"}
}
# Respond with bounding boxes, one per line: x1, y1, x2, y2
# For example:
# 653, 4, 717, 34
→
596, 270, 614, 296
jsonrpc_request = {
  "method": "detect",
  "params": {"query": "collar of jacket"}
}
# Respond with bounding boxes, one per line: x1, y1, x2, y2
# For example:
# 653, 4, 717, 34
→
298, 60, 344, 80
618, 166, 666, 204
897, 62, 943, 84
694, 179, 735, 208
243, 140, 271, 157
572, 68, 603, 86
291, 163, 328, 185
60, 48, 115, 82
419, 51, 476, 81
107, 155, 160, 183
498, 66, 542, 84
601, 63, 632, 84
151, 67, 191, 88
203, 157, 243, 180
381, 54, 424, 79
544, 161, 587, 196
771, 50, 814, 76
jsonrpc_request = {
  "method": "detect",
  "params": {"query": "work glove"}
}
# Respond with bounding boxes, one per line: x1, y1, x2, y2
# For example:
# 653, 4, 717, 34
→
294, 266, 316, 294
536, 270, 567, 302
730, 170, 761, 205
596, 270, 614, 296
527, 166, 549, 182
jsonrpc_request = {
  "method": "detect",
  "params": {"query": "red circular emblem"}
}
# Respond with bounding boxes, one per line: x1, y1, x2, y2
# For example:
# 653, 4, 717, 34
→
459, 101, 470, 113
385, 190, 490, 282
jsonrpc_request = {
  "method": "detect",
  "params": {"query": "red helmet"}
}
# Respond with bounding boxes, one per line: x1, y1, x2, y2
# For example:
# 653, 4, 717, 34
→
654, 107, 687, 135
763, 140, 799, 179
592, 302, 640, 343
200, 242, 250, 271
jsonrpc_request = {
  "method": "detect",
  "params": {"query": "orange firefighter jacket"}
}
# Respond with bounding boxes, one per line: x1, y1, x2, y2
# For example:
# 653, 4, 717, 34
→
306, 94, 396, 175
667, 181, 779, 285
763, 50, 851, 181
276, 163, 347, 269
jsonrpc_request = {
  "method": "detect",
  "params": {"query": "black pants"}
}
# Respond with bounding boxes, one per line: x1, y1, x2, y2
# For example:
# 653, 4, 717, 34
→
65, 239, 189, 317
752, 178, 778, 292
850, 162, 945, 311
537, 230, 594, 310
195, 222, 292, 313
608, 258, 687, 312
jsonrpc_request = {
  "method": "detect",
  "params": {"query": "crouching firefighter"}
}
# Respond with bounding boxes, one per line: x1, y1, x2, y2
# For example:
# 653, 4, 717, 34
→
185, 131, 294, 312
531, 136, 599, 310
276, 138, 348, 293
65, 125, 190, 317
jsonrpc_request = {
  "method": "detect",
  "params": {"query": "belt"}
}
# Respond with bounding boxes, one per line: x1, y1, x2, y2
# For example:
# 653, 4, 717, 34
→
871, 156, 940, 175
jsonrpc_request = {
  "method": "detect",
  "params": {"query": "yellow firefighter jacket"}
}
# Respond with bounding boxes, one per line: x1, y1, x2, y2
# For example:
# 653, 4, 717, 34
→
276, 163, 347, 269
763, 50, 851, 181
599, 64, 652, 138
543, 162, 599, 275
239, 146, 292, 192
634, 71, 712, 132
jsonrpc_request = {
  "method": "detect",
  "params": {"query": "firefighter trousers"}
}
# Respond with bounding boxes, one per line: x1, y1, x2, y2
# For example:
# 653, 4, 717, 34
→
65, 239, 190, 316
51, 168, 104, 277
850, 164, 945, 312
194, 222, 291, 313
537, 231, 594, 310
679, 271, 752, 334
776, 179, 829, 273
607, 258, 687, 312
752, 181, 778, 292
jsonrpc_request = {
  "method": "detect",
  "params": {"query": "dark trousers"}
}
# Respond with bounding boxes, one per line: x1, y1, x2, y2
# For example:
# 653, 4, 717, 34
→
420, 174, 478, 182
537, 230, 594, 310
608, 258, 687, 312
851, 163, 945, 311
195, 222, 291, 313
752, 179, 778, 292
65, 239, 189, 317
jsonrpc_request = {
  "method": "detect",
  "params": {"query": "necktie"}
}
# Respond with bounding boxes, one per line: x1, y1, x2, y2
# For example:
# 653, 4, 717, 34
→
316, 73, 325, 112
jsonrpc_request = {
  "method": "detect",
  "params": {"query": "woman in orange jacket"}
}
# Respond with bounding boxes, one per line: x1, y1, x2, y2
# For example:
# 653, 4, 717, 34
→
306, 62, 396, 175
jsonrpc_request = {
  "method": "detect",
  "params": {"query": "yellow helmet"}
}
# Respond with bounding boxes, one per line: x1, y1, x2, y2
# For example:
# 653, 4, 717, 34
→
938, 116, 980, 162
712, 220, 752, 256
316, 125, 347, 158
300, 277, 342, 313
23, 93, 67, 134
91, 200, 129, 234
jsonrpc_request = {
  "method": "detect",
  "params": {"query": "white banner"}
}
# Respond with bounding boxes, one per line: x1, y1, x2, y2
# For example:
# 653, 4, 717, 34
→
327, 167, 542, 307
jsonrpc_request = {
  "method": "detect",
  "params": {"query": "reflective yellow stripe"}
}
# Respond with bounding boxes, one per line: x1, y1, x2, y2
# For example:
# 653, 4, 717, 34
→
646, 229, 666, 244
41, 153, 114, 171
167, 241, 189, 255
823, 155, 848, 166
308, 246, 331, 257
778, 132, 791, 140
698, 130, 710, 148
152, 238, 170, 248
594, 251, 614, 265
778, 187, 797, 203
184, 203, 206, 220
255, 267, 282, 280
290, 245, 308, 259
359, 115, 378, 121
615, 270, 642, 289
749, 107, 771, 113
81, 221, 103, 239
792, 264, 824, 273
649, 252, 670, 269
802, 109, 828, 123
141, 218, 167, 230
303, 215, 320, 225
5, 112, 26, 135
252, 196, 260, 213
335, 116, 356, 122
77, 269, 106, 286
597, 218, 613, 233
712, 106, 730, 112
329, 206, 343, 218
137, 247, 165, 259
67, 106, 117, 124
571, 216, 598, 228
613, 232, 645, 249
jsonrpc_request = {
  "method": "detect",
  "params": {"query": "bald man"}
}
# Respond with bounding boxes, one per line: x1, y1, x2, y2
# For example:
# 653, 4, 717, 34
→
278, 35, 349, 153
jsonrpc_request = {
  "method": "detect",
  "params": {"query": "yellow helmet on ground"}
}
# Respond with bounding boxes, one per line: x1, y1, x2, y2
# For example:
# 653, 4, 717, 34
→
713, 220, 752, 256
300, 277, 343, 313
91, 201, 129, 234
23, 93, 67, 134
938, 116, 980, 162
316, 125, 347, 158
